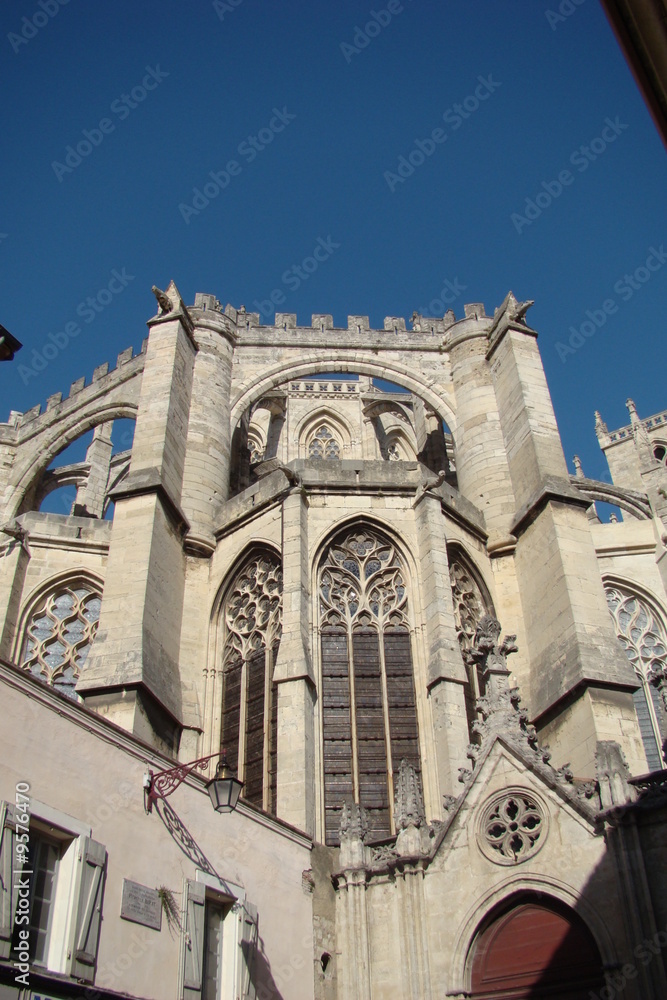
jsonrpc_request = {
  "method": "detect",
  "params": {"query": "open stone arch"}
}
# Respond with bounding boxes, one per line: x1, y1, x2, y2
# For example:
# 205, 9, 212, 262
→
230, 354, 457, 440
450, 876, 616, 994
9, 402, 138, 518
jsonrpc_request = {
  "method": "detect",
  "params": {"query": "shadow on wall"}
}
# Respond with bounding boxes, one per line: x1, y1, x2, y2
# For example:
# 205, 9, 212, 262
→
466, 776, 667, 999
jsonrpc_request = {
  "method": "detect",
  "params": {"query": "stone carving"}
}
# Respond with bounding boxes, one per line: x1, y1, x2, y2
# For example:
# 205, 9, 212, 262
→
151, 285, 173, 314
449, 556, 490, 651
340, 801, 369, 843
478, 790, 546, 865
0, 518, 30, 554
223, 554, 282, 666
20, 583, 102, 696
308, 424, 341, 459
596, 741, 637, 809
394, 759, 425, 831
606, 584, 667, 765
319, 529, 408, 632
457, 616, 597, 811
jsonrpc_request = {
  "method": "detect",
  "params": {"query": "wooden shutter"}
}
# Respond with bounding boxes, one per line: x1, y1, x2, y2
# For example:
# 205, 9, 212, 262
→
322, 630, 354, 845
182, 879, 206, 999
244, 649, 266, 807
238, 901, 258, 1000
0, 803, 17, 961
384, 629, 420, 773
353, 628, 390, 841
221, 658, 242, 771
71, 837, 106, 982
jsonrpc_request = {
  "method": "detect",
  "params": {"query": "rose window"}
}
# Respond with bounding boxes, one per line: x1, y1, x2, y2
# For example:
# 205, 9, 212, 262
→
478, 790, 547, 865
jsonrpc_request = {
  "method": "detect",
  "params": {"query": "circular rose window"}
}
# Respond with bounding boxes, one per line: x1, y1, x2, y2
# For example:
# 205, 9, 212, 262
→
477, 789, 547, 865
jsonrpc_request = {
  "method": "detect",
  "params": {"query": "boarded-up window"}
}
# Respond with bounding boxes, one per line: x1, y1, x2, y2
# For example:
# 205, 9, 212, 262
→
319, 528, 420, 844
220, 553, 282, 814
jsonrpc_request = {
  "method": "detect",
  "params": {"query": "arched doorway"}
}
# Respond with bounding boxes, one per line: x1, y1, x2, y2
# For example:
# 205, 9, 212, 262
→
470, 896, 604, 999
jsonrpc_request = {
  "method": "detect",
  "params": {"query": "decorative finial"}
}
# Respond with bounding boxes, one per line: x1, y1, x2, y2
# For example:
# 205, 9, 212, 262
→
573, 455, 584, 478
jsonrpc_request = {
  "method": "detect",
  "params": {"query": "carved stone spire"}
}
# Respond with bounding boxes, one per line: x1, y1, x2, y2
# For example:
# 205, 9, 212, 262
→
338, 802, 371, 869
459, 617, 593, 806
573, 455, 584, 478
394, 759, 425, 831
594, 410, 608, 437
393, 759, 430, 856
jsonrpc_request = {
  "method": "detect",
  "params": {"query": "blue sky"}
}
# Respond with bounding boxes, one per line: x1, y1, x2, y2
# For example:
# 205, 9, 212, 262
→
1, 0, 665, 492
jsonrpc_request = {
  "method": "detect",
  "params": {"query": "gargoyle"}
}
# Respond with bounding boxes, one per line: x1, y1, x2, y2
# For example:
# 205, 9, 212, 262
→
152, 285, 173, 314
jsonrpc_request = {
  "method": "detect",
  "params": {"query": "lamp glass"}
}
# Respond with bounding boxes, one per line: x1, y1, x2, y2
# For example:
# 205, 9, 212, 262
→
206, 767, 243, 814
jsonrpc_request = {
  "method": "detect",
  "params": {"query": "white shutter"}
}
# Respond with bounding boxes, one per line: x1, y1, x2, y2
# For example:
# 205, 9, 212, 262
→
182, 879, 206, 999
239, 901, 258, 1000
70, 837, 106, 982
0, 803, 17, 961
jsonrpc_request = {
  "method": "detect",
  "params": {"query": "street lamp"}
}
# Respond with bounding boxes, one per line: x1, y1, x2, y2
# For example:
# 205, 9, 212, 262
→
143, 752, 243, 815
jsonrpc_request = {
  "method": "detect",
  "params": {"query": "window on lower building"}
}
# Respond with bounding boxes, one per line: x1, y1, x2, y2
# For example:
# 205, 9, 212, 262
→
0, 803, 106, 984
605, 583, 667, 771
220, 552, 282, 813
319, 526, 421, 845
19, 579, 102, 698
181, 879, 257, 1000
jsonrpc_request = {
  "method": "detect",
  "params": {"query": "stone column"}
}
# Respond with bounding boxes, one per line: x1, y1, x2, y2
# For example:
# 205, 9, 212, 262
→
180, 310, 237, 556
77, 285, 196, 751
274, 488, 316, 834
414, 491, 470, 806
488, 296, 644, 776
0, 527, 30, 661
447, 308, 517, 553
73, 423, 113, 518
335, 804, 372, 1000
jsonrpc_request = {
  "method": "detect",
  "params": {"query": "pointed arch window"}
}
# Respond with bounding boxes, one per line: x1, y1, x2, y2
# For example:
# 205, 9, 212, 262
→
220, 552, 282, 813
448, 548, 494, 733
19, 580, 102, 698
308, 424, 341, 460
605, 583, 666, 771
319, 527, 420, 845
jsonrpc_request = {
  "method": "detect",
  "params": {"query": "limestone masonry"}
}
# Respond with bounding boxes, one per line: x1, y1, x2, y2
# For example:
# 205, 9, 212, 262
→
0, 282, 666, 999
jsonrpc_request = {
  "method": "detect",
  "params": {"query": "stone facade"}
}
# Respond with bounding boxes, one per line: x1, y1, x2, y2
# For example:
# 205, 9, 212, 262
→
0, 283, 666, 998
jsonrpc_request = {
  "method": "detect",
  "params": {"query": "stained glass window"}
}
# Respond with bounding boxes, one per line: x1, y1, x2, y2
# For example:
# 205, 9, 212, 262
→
20, 583, 102, 698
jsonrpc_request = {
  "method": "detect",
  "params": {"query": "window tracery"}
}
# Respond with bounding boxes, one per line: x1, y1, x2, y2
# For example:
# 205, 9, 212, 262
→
248, 435, 264, 465
605, 584, 666, 770
308, 424, 341, 460
319, 527, 419, 845
220, 553, 282, 813
478, 790, 546, 865
20, 582, 102, 698
448, 550, 494, 734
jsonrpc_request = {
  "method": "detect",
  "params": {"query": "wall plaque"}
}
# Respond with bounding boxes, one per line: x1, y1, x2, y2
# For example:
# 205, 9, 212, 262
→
120, 879, 162, 930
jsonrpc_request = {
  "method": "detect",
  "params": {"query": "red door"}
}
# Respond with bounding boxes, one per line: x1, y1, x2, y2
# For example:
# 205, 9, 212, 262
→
470, 898, 605, 999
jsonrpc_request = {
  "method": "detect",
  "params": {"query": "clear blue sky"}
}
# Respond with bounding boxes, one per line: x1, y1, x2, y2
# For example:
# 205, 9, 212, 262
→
1, 0, 665, 488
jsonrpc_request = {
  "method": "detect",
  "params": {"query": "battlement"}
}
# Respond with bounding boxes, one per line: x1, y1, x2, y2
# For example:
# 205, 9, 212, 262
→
596, 406, 667, 448
1, 340, 147, 436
